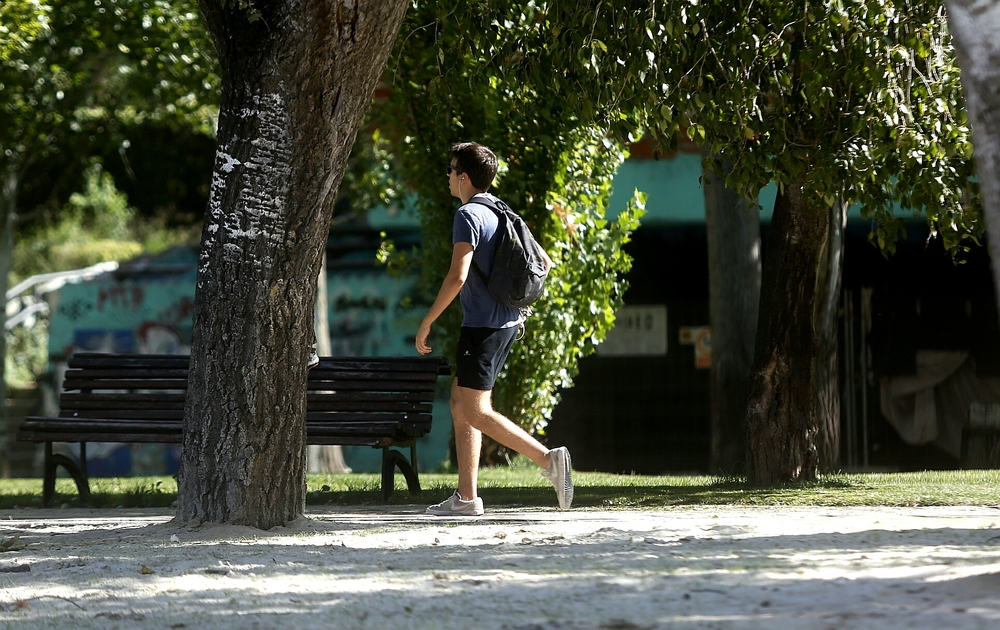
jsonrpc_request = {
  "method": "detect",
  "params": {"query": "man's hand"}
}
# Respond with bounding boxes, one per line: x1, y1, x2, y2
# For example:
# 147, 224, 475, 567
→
415, 320, 432, 355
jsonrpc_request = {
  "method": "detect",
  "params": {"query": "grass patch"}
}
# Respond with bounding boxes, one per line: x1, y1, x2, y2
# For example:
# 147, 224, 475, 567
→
0, 477, 178, 509
2, 465, 998, 510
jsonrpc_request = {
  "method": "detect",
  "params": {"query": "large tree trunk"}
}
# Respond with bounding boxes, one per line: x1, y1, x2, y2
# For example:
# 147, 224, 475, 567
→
0, 169, 15, 477
702, 150, 761, 475
815, 200, 846, 471
946, 1, 1000, 319
178, 0, 407, 528
745, 180, 841, 485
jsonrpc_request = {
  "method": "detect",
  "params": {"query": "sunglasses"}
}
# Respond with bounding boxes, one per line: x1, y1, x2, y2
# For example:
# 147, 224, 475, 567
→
446, 164, 464, 176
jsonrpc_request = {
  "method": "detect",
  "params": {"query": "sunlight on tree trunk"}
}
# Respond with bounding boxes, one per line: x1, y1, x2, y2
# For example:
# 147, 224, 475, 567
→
946, 0, 1000, 321
178, 0, 407, 528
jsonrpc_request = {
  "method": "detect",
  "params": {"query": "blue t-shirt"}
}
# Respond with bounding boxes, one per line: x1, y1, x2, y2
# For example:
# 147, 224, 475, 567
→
453, 193, 523, 329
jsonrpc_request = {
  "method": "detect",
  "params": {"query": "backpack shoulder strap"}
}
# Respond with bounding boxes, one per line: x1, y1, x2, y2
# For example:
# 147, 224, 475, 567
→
465, 195, 508, 282
468, 194, 504, 214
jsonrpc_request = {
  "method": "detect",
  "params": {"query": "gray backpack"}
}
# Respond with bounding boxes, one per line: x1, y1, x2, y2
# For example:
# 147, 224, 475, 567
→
469, 196, 549, 309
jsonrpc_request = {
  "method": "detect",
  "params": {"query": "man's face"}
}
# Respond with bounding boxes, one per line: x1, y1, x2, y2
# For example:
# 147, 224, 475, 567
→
447, 160, 463, 199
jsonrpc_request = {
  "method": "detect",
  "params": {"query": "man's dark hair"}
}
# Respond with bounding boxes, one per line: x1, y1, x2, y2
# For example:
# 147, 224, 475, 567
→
451, 142, 498, 190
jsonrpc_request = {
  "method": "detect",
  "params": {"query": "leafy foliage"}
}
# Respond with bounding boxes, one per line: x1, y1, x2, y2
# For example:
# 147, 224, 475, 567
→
658, 0, 977, 253
470, 1, 977, 253
1, 0, 218, 179
0, 1, 50, 63
371, 0, 645, 440
12, 163, 143, 280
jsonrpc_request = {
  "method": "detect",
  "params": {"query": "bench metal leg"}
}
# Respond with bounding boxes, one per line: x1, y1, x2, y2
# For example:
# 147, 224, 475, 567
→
381, 447, 421, 501
42, 442, 91, 506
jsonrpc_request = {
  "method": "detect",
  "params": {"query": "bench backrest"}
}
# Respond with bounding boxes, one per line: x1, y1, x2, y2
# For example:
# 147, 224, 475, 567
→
49, 353, 449, 444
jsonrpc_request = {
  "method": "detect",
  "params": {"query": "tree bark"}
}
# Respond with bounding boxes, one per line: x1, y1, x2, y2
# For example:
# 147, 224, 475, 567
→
178, 0, 407, 528
815, 200, 846, 471
702, 150, 761, 475
946, 1, 1000, 320
745, 179, 835, 485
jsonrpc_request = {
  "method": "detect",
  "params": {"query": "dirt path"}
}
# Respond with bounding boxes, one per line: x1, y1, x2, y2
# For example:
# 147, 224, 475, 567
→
1, 505, 999, 629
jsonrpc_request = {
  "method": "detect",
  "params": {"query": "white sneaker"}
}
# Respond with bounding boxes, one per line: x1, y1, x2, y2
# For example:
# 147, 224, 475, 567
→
426, 491, 484, 516
542, 446, 573, 509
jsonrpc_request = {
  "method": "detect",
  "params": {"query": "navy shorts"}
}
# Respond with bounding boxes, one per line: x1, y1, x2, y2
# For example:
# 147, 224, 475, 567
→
455, 326, 519, 391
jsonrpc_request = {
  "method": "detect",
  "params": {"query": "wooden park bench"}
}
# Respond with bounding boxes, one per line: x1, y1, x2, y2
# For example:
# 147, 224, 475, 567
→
17, 353, 450, 505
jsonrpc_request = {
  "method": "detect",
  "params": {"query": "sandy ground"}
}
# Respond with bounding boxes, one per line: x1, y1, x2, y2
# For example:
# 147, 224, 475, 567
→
1, 504, 999, 629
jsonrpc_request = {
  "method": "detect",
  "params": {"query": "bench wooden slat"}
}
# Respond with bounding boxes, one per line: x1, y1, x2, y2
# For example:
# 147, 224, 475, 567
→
306, 401, 431, 413
59, 410, 184, 420
62, 378, 190, 391
59, 390, 432, 409
29, 411, 433, 425
57, 399, 433, 414
17, 419, 424, 444
305, 411, 430, 423
68, 353, 448, 373
68, 354, 190, 369
19, 431, 402, 447
306, 380, 436, 392
306, 436, 392, 446
63, 379, 437, 392
20, 432, 183, 443
61, 393, 188, 405
306, 390, 434, 403
308, 369, 439, 381
63, 367, 439, 383
21, 419, 182, 432
63, 368, 190, 380
315, 358, 446, 371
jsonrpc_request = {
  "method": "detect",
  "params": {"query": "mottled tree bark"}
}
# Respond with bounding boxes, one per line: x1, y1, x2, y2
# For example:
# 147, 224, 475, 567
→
178, 0, 407, 528
746, 180, 841, 485
946, 1, 1000, 322
702, 150, 761, 475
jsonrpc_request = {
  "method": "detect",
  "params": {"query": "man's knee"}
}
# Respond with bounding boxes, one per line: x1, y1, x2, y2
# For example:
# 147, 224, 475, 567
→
450, 382, 475, 423
450, 395, 466, 424
456, 387, 493, 423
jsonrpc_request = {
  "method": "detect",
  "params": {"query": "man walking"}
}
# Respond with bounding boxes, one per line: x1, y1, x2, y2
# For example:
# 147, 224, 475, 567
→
415, 142, 573, 516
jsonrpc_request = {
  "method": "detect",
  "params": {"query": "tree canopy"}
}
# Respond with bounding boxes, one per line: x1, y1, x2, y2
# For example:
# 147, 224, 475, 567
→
1, 0, 217, 182
436, 0, 979, 481
463, 0, 977, 249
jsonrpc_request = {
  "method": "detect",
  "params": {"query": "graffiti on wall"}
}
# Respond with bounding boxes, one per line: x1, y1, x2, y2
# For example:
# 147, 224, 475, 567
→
45, 247, 446, 476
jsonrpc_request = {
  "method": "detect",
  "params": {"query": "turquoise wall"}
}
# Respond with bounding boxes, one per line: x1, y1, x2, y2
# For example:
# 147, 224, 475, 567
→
606, 152, 923, 225
607, 153, 777, 223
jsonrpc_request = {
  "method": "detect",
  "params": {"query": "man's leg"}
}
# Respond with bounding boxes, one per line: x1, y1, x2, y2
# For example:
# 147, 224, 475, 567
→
455, 384, 573, 510
456, 384, 550, 469
451, 380, 482, 500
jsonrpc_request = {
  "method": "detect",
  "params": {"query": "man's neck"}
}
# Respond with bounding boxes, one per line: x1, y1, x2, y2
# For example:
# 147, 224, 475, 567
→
460, 189, 487, 204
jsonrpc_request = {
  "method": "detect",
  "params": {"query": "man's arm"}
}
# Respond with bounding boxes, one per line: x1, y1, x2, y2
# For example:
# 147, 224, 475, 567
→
415, 242, 474, 355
